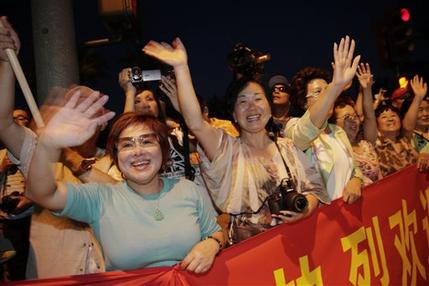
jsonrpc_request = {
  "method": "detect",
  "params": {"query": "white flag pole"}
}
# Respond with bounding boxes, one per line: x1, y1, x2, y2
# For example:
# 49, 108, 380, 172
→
5, 48, 45, 128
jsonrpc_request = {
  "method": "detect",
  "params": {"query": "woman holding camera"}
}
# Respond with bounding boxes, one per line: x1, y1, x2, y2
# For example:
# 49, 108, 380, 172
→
143, 38, 332, 244
26, 88, 224, 273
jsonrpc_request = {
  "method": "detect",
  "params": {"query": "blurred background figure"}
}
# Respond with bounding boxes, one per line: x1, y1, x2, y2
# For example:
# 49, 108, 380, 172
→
269, 75, 291, 136
0, 109, 33, 281
12, 109, 29, 127
391, 86, 412, 110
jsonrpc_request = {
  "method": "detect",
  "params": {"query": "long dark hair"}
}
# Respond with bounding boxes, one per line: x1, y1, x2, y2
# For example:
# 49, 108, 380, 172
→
135, 85, 166, 123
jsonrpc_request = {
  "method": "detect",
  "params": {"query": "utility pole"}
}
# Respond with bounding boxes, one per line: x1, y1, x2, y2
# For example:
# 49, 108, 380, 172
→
31, 0, 79, 104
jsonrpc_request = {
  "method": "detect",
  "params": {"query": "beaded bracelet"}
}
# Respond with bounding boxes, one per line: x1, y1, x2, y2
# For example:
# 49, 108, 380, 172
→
205, 235, 224, 253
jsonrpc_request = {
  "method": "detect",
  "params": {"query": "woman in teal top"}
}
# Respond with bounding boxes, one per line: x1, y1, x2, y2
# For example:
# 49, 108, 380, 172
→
25, 87, 224, 274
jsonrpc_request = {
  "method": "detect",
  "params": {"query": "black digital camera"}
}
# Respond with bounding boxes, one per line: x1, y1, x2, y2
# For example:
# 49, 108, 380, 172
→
0, 191, 21, 214
267, 178, 308, 214
227, 43, 271, 78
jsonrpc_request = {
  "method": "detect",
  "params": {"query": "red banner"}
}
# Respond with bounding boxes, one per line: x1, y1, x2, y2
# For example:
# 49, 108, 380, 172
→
9, 165, 429, 285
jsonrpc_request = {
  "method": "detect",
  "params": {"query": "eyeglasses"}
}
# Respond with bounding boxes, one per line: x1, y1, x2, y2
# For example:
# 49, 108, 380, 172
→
418, 106, 429, 113
306, 90, 322, 99
117, 133, 160, 152
336, 114, 359, 122
272, 86, 287, 93
13, 115, 29, 121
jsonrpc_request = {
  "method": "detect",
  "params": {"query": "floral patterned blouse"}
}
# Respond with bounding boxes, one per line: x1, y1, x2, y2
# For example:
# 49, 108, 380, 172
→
375, 136, 417, 177
353, 140, 383, 186
198, 131, 329, 243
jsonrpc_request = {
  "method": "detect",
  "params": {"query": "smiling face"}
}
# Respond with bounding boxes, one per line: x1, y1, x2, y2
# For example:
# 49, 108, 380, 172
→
334, 104, 360, 141
116, 124, 163, 188
135, 90, 159, 117
416, 100, 429, 130
233, 82, 271, 134
377, 109, 401, 135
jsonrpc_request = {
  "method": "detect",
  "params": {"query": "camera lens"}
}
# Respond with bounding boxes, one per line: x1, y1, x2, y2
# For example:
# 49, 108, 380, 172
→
293, 195, 308, 212
131, 66, 143, 84
284, 192, 308, 213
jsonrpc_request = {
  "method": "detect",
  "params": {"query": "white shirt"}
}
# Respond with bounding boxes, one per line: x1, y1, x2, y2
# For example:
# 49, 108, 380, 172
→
321, 133, 353, 200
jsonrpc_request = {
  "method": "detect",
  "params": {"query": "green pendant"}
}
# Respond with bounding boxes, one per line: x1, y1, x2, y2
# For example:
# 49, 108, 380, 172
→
153, 208, 164, 221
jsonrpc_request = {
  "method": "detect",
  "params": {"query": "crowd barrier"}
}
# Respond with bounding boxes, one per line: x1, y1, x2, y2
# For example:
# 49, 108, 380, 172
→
9, 165, 429, 285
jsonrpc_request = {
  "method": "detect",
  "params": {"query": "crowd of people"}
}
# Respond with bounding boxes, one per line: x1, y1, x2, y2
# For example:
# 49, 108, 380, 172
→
0, 15, 428, 281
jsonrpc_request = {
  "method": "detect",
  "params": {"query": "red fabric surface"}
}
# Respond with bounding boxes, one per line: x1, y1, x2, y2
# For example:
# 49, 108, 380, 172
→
7, 165, 429, 285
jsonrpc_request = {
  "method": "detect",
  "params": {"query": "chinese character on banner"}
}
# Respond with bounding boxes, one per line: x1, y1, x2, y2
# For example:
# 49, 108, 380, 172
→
341, 217, 389, 286
389, 199, 427, 286
273, 255, 323, 286
420, 187, 429, 250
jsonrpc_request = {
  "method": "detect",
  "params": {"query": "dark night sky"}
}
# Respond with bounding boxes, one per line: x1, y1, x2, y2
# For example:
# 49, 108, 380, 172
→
2, 0, 429, 117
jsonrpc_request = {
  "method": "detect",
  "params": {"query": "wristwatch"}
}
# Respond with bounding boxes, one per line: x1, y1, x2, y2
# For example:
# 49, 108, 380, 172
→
74, 157, 97, 177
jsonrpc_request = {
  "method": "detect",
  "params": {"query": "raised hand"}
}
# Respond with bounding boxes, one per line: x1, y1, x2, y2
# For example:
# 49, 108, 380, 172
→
39, 86, 115, 149
159, 74, 180, 111
118, 67, 136, 93
374, 88, 387, 102
0, 16, 20, 61
332, 36, 361, 89
410, 75, 427, 100
143, 38, 188, 68
356, 63, 374, 90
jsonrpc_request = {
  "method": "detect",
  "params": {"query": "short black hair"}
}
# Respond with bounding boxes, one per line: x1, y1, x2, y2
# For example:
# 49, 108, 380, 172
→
329, 94, 355, 124
375, 103, 401, 119
225, 76, 270, 116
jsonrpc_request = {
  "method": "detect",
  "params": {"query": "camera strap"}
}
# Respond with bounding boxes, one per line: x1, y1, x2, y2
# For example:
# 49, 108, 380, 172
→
271, 135, 295, 185
179, 117, 195, 181
228, 134, 295, 217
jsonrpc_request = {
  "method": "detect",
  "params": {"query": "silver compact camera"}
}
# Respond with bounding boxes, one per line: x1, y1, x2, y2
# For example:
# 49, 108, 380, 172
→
130, 66, 161, 84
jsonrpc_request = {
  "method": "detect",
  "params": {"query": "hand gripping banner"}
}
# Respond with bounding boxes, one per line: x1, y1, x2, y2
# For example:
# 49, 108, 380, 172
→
8, 165, 429, 286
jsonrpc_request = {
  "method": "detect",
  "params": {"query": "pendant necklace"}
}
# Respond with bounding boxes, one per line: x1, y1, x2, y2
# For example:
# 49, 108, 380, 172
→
133, 179, 165, 221
153, 179, 165, 221
153, 195, 164, 221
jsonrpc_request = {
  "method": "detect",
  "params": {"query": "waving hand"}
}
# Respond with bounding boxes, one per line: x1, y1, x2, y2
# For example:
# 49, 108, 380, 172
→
410, 75, 427, 100
143, 38, 188, 68
332, 36, 361, 89
40, 87, 115, 149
